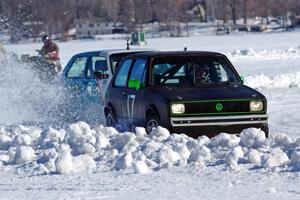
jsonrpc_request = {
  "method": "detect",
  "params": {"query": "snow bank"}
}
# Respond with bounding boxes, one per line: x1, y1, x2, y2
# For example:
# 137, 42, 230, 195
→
244, 71, 300, 89
1, 122, 300, 175
229, 46, 300, 61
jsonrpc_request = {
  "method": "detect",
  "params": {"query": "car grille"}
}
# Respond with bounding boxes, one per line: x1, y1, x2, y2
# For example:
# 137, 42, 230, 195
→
172, 99, 266, 116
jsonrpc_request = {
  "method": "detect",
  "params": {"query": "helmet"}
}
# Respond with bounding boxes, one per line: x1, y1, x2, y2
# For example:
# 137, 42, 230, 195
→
42, 35, 50, 43
195, 66, 209, 82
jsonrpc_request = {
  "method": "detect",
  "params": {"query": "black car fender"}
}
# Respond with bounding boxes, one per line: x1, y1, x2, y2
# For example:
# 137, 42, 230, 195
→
104, 102, 115, 117
145, 104, 160, 119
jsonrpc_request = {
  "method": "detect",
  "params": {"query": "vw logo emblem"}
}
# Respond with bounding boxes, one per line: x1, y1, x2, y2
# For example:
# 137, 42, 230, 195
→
215, 103, 223, 112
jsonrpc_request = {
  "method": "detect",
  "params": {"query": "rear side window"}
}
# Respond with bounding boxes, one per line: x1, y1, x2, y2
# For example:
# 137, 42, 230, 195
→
67, 57, 87, 78
115, 59, 133, 87
129, 59, 147, 84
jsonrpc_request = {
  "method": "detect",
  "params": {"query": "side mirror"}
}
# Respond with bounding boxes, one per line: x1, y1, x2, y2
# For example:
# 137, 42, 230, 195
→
94, 71, 109, 80
128, 79, 141, 90
240, 76, 245, 83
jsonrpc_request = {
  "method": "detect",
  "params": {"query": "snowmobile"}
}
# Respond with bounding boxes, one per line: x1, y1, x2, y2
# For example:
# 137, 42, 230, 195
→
21, 50, 62, 81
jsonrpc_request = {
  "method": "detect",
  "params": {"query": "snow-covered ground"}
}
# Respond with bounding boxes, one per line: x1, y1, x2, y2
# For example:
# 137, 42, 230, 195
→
1, 31, 300, 199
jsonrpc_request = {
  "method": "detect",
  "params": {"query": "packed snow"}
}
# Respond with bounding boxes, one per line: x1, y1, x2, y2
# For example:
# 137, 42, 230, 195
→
0, 122, 299, 174
1, 30, 300, 199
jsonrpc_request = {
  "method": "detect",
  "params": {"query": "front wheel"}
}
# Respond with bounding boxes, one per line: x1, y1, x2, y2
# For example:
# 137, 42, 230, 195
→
261, 123, 269, 138
106, 110, 117, 127
145, 113, 160, 134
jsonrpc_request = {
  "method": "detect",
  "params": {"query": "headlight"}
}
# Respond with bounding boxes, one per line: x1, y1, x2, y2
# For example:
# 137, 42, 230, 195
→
171, 104, 185, 114
250, 101, 264, 112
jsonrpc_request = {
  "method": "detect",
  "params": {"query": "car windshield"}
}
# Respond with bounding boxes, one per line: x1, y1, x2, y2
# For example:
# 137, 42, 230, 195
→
151, 55, 241, 86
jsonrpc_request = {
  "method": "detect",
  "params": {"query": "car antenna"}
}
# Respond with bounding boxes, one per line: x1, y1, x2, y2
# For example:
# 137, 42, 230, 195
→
126, 36, 130, 50
183, 47, 187, 51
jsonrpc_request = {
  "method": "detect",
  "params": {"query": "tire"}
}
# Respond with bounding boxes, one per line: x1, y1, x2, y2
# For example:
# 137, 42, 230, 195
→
145, 113, 160, 134
106, 110, 117, 127
261, 123, 269, 138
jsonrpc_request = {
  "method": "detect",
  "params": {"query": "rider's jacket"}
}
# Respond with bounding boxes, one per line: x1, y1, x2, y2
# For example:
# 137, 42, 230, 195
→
41, 41, 59, 60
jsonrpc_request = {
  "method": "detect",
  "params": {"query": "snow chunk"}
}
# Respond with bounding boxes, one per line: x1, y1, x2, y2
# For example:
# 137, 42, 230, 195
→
158, 146, 180, 168
174, 145, 191, 160
189, 146, 211, 164
115, 153, 133, 170
77, 143, 96, 155
14, 146, 35, 164
133, 160, 149, 174
246, 149, 261, 164
55, 144, 73, 174
0, 134, 12, 150
290, 149, 300, 170
0, 153, 10, 163
198, 135, 210, 146
150, 126, 170, 142
72, 155, 96, 173
54, 143, 96, 174
272, 134, 294, 149
225, 146, 244, 168
66, 122, 94, 146
240, 128, 266, 148
210, 133, 240, 148
95, 132, 110, 151
135, 127, 147, 138
261, 148, 289, 169
143, 140, 163, 157
13, 134, 32, 146
38, 128, 65, 146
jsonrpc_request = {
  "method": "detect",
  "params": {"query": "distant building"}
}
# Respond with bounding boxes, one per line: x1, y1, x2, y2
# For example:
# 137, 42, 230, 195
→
185, 0, 207, 22
75, 18, 114, 39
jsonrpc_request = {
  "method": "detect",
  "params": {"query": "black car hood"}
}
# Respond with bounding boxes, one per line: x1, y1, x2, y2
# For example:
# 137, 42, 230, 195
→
152, 85, 265, 101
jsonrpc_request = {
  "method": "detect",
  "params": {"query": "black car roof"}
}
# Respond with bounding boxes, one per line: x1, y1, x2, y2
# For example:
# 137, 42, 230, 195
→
127, 51, 225, 58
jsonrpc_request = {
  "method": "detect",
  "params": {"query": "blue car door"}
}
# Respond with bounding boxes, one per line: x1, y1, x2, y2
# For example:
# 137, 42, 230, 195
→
84, 55, 109, 105
64, 55, 89, 99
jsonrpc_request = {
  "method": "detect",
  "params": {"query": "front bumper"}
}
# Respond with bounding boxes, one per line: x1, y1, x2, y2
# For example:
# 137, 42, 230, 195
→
170, 114, 268, 138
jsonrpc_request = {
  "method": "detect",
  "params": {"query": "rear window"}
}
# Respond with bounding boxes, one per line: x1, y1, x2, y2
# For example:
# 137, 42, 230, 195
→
110, 52, 147, 74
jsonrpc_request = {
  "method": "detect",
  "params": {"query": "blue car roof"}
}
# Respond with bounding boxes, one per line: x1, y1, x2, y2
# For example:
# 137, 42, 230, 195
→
72, 48, 156, 57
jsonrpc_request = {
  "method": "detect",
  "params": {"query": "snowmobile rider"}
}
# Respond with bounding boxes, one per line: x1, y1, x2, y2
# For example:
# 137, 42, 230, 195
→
39, 35, 62, 73
40, 35, 60, 61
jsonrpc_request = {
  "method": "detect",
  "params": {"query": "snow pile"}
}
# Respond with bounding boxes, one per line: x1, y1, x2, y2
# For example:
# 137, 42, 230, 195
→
1, 122, 300, 175
244, 71, 300, 89
229, 46, 300, 61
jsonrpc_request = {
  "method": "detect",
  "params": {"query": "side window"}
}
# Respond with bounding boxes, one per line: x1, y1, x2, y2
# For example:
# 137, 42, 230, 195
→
87, 56, 107, 78
114, 59, 133, 87
67, 57, 87, 78
129, 59, 147, 84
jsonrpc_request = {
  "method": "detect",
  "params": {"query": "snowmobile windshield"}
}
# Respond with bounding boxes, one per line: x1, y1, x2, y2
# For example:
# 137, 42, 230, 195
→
151, 55, 241, 87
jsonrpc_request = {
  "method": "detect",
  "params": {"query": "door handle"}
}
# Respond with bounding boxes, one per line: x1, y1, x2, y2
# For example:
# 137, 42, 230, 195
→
122, 91, 128, 96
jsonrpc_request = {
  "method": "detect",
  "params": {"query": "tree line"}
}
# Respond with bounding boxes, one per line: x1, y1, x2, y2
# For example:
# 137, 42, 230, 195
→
1, 0, 300, 42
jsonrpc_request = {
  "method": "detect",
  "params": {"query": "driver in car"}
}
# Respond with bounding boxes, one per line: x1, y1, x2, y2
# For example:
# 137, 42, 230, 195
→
195, 65, 210, 83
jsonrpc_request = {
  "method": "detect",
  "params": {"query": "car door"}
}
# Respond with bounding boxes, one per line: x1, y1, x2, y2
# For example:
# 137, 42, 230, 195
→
85, 55, 109, 104
126, 58, 148, 126
64, 55, 88, 99
109, 58, 134, 121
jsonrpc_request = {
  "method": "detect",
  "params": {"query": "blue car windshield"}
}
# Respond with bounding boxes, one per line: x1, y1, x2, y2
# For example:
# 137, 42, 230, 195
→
151, 56, 241, 86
